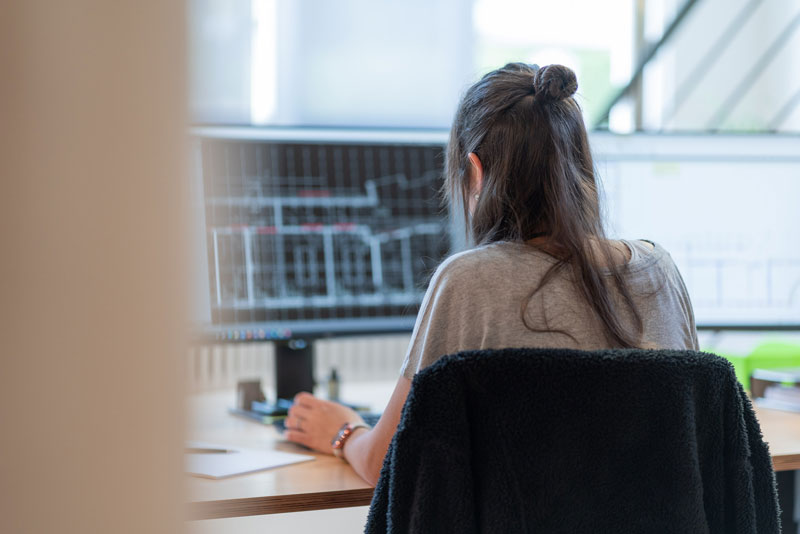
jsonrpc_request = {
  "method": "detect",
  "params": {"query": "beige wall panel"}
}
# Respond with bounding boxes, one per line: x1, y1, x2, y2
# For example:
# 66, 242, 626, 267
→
0, 2, 188, 533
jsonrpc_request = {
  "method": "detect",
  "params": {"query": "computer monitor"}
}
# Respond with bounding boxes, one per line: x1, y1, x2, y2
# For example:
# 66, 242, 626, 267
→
593, 132, 800, 330
191, 128, 800, 397
191, 127, 453, 398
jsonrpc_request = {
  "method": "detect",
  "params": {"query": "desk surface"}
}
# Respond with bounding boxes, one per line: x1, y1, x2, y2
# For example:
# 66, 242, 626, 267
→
186, 384, 388, 520
187, 385, 800, 520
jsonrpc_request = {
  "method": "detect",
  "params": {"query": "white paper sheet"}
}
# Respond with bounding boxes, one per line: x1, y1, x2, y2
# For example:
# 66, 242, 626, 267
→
185, 441, 314, 479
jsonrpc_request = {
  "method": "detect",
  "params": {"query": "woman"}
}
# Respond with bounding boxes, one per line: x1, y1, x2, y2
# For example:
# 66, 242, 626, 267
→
284, 63, 698, 485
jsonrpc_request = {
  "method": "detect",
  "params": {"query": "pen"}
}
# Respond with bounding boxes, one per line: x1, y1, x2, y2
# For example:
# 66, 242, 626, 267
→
185, 447, 233, 454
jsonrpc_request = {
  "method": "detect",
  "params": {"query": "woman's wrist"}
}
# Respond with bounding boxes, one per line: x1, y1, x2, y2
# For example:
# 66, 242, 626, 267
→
331, 422, 370, 459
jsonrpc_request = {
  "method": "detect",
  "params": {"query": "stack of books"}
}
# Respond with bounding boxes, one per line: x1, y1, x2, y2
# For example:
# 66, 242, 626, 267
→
752, 368, 800, 413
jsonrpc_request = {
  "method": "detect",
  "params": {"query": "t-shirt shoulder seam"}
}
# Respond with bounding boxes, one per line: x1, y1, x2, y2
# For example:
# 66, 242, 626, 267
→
622, 240, 670, 274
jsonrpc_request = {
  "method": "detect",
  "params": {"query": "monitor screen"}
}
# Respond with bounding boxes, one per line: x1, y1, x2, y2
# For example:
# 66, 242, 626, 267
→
594, 133, 800, 329
191, 129, 800, 338
192, 127, 453, 341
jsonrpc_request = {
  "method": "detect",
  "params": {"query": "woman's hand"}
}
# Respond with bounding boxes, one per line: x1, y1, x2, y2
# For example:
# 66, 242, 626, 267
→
284, 392, 365, 454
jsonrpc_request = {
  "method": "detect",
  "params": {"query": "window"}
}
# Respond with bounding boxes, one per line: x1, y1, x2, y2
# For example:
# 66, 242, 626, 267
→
190, 0, 800, 132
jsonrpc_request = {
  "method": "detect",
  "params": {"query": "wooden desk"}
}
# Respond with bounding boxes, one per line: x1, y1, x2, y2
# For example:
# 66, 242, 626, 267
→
186, 385, 388, 521
752, 404, 800, 472
186, 387, 800, 520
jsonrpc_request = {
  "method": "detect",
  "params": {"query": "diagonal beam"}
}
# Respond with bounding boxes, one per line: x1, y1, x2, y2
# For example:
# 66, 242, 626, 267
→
707, 9, 800, 130
767, 86, 800, 131
595, 0, 700, 129
660, 0, 763, 130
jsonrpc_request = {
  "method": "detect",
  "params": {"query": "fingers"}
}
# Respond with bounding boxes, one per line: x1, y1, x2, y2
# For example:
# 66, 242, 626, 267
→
285, 396, 319, 434
284, 429, 311, 448
288, 403, 312, 419
293, 391, 316, 407
285, 408, 312, 431
284, 415, 302, 431
286, 404, 310, 431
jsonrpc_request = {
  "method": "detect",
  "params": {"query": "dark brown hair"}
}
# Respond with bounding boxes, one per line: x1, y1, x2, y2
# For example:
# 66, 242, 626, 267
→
445, 62, 643, 348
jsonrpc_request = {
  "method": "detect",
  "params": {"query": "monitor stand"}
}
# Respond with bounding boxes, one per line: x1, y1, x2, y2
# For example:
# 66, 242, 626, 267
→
274, 339, 315, 401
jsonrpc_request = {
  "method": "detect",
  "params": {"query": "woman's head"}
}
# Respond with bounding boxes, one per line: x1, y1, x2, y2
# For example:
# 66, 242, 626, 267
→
446, 62, 643, 348
446, 62, 598, 246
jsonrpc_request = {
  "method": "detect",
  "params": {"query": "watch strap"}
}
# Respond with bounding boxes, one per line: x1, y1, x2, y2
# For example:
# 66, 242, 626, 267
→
331, 422, 370, 459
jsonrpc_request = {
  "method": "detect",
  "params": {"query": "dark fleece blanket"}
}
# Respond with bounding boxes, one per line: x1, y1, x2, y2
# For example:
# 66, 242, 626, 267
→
365, 348, 780, 534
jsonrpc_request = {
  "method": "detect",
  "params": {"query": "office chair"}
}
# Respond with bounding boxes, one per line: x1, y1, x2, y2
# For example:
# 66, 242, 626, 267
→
365, 348, 780, 534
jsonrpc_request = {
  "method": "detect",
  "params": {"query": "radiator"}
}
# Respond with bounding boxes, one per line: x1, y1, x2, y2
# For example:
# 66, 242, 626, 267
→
187, 334, 411, 393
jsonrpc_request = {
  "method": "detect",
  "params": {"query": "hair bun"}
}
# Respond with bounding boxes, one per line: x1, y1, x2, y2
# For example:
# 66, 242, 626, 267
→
533, 64, 578, 102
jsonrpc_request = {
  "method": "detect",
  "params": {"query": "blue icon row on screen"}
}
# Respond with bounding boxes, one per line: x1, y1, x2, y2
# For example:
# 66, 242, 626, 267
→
215, 328, 292, 341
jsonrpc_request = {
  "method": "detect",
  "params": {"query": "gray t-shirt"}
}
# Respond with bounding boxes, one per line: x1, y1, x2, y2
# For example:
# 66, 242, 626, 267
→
401, 240, 699, 379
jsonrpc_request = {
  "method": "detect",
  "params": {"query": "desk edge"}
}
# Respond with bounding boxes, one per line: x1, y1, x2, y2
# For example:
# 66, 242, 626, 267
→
773, 453, 800, 472
186, 487, 376, 520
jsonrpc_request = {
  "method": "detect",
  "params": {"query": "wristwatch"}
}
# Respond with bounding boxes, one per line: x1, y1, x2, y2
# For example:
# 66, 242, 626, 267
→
331, 422, 370, 459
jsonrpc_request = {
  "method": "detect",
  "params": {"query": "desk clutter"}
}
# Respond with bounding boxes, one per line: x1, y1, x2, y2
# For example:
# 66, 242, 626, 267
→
751, 368, 800, 413
230, 378, 381, 431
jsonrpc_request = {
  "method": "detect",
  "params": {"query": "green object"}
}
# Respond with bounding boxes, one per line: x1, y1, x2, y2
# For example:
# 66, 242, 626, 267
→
748, 341, 800, 369
715, 352, 750, 386
710, 340, 800, 390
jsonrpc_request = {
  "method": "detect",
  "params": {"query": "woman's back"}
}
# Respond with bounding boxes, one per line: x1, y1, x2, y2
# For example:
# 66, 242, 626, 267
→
285, 63, 701, 487
401, 239, 698, 378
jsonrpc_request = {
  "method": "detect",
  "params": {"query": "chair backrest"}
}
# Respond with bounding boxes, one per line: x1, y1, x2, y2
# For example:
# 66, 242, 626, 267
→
366, 348, 780, 534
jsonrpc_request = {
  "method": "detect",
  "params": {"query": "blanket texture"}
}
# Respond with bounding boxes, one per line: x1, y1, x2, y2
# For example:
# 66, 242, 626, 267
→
365, 348, 780, 533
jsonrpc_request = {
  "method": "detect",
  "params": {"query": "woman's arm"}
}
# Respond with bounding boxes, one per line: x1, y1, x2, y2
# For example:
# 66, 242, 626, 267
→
340, 376, 411, 485
284, 376, 412, 486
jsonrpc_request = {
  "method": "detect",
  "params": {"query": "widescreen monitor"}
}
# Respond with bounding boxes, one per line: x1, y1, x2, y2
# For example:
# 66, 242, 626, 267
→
192, 128, 800, 341
191, 127, 454, 343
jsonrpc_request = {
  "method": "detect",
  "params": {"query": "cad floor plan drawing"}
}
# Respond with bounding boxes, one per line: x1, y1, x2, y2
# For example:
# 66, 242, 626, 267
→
200, 139, 450, 325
